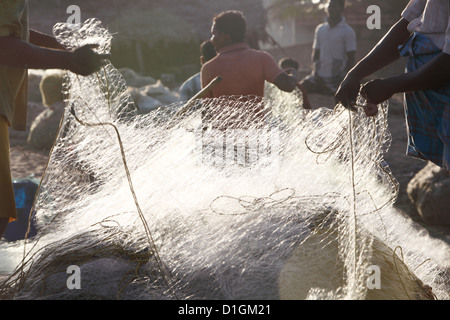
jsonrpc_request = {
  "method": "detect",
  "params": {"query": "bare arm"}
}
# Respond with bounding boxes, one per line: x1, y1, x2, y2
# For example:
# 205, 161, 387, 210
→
0, 35, 71, 69
345, 50, 355, 73
361, 52, 450, 104
391, 52, 450, 92
312, 49, 320, 63
0, 36, 109, 76
312, 49, 320, 75
29, 29, 65, 50
273, 72, 297, 93
336, 18, 412, 108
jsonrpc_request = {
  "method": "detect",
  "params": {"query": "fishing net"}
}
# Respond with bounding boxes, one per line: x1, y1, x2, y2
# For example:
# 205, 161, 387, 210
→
1, 19, 449, 300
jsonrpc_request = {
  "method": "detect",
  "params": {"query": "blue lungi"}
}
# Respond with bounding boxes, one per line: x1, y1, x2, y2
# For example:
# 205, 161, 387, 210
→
399, 32, 450, 170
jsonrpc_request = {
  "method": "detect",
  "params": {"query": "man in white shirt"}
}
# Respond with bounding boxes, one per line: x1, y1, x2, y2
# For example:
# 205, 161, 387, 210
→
300, 0, 356, 96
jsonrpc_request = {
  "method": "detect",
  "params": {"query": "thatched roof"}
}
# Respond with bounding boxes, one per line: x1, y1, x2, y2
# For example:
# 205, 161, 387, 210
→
28, 0, 269, 47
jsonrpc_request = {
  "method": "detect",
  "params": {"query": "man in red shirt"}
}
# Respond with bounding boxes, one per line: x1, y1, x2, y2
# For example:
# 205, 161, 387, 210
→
201, 10, 297, 99
198, 11, 297, 165
200, 10, 297, 130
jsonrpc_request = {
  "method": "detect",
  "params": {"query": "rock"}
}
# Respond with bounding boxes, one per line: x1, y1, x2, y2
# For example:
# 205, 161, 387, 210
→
407, 161, 450, 227
125, 76, 180, 114
141, 79, 171, 96
141, 80, 179, 105
126, 87, 163, 114
7, 227, 170, 300
28, 69, 45, 103
279, 226, 435, 300
119, 67, 156, 88
39, 70, 65, 107
160, 73, 176, 89
27, 102, 47, 125
11, 257, 143, 300
27, 101, 65, 150
135, 92, 164, 114
41, 258, 136, 299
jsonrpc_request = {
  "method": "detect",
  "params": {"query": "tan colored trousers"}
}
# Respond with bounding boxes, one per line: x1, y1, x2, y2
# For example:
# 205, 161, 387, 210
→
0, 116, 17, 222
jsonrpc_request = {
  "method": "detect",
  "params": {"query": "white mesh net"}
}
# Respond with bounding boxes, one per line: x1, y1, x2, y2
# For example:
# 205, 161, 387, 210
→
1, 19, 449, 300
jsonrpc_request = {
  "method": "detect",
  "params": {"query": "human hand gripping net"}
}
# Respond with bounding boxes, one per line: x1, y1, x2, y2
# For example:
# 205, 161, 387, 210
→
1, 19, 448, 300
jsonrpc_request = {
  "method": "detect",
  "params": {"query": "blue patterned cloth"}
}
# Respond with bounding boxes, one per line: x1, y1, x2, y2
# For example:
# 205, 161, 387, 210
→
399, 32, 450, 169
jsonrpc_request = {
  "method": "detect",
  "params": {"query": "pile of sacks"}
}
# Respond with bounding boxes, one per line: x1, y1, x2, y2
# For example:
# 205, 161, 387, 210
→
121, 68, 179, 115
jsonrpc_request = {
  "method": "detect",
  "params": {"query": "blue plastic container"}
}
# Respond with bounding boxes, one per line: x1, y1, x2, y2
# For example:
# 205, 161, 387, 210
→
3, 176, 39, 242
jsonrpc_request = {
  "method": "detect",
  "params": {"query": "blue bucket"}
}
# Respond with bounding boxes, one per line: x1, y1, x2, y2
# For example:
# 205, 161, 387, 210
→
3, 176, 39, 242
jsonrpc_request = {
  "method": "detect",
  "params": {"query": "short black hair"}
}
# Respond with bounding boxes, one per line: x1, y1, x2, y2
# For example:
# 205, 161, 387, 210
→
213, 10, 246, 43
200, 40, 216, 62
279, 57, 299, 70
329, 0, 345, 8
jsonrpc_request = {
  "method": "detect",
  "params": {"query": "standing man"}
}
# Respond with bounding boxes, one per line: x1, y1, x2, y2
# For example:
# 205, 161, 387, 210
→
335, 0, 450, 170
300, 0, 356, 97
0, 0, 109, 238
